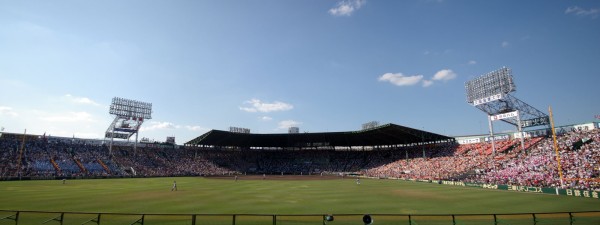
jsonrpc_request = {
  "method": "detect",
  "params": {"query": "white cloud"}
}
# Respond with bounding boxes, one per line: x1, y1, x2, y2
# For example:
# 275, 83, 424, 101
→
0, 106, 19, 117
432, 69, 457, 81
140, 122, 208, 133
140, 121, 178, 131
329, 0, 366, 16
64, 94, 101, 106
71, 132, 102, 139
501, 41, 510, 48
380, 69, 456, 88
260, 116, 273, 121
185, 125, 207, 132
378, 73, 424, 86
422, 80, 434, 87
40, 111, 94, 123
565, 6, 600, 18
468, 60, 477, 65
0, 106, 109, 139
48, 130, 102, 139
278, 120, 302, 129
239, 99, 294, 113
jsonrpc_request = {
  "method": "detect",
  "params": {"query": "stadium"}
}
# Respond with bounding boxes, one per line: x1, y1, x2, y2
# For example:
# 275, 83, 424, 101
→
1, 1, 600, 224
2, 68, 600, 224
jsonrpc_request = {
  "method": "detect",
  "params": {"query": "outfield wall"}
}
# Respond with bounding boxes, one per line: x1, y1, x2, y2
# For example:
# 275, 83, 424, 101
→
438, 180, 600, 200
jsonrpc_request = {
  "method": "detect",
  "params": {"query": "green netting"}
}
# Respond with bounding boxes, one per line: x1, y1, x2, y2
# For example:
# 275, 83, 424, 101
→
453, 215, 495, 225
232, 215, 274, 225
410, 215, 459, 225
143, 214, 194, 225
276, 215, 323, 225
195, 215, 234, 225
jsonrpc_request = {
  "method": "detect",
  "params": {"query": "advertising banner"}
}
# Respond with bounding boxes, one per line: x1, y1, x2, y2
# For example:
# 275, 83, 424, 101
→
490, 111, 518, 121
473, 93, 503, 106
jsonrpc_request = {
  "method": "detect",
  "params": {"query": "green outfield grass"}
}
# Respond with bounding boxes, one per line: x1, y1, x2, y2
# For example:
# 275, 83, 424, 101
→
1, 177, 599, 224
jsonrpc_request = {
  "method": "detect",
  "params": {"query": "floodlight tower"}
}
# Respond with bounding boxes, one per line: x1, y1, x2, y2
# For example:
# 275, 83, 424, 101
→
105, 97, 152, 155
465, 67, 549, 154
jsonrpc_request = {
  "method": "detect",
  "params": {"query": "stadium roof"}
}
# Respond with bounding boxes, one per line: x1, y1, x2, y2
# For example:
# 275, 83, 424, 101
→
185, 123, 454, 148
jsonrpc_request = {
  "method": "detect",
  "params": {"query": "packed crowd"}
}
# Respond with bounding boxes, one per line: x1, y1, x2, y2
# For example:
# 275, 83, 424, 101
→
1, 128, 599, 190
0, 135, 118, 177
466, 129, 600, 190
362, 139, 533, 180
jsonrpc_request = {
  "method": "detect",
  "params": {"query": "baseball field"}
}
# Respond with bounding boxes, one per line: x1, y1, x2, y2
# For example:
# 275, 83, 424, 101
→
1, 176, 599, 224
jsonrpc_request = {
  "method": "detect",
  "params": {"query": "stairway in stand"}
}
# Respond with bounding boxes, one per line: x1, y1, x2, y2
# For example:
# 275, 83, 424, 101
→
50, 158, 61, 174
74, 159, 87, 173
97, 159, 111, 174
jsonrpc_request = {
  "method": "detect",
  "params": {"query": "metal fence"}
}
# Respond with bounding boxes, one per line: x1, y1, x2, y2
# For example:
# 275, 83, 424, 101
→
1, 210, 600, 225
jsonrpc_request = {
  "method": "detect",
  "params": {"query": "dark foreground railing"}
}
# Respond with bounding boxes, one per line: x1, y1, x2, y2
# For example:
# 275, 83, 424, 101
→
1, 210, 600, 225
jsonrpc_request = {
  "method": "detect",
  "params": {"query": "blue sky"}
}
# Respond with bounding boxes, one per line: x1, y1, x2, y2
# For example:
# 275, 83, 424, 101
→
1, 0, 599, 144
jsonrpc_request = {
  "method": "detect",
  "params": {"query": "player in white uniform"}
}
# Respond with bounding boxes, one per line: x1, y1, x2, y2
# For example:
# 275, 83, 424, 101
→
171, 180, 177, 191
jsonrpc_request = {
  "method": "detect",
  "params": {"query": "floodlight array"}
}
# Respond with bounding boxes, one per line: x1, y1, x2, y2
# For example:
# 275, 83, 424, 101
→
465, 67, 516, 104
109, 97, 152, 119
465, 67, 549, 129
288, 127, 300, 134
230, 127, 250, 134
166, 136, 176, 144
362, 121, 380, 130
